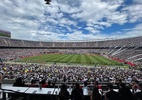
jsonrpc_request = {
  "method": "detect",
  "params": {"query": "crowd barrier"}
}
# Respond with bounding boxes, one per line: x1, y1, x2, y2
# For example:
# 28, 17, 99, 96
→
1, 85, 103, 100
2, 79, 15, 84
1, 85, 140, 100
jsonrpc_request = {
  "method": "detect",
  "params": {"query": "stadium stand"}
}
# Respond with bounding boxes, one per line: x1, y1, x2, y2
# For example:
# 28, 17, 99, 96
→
1, 36, 142, 64
0, 36, 142, 100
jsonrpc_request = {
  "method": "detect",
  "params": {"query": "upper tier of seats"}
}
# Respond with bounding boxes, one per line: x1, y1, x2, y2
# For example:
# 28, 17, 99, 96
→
0, 36, 142, 47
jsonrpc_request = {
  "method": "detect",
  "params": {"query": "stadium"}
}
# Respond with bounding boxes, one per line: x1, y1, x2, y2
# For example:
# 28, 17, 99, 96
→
0, 31, 142, 100
0, 36, 142, 66
0, 0, 142, 100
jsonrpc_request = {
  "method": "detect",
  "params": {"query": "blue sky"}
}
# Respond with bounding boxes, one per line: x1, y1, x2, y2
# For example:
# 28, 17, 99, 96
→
0, 0, 142, 41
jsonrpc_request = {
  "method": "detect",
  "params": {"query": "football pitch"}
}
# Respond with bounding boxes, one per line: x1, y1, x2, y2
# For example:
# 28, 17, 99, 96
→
16, 53, 122, 66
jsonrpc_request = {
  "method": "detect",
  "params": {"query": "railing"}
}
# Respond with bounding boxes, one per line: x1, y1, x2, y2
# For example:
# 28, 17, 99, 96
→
1, 85, 141, 100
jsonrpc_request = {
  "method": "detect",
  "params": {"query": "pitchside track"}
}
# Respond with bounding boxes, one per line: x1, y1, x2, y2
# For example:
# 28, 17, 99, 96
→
16, 53, 122, 66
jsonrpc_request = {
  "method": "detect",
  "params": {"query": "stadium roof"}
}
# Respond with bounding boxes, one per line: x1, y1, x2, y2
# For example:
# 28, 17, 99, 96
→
0, 0, 142, 41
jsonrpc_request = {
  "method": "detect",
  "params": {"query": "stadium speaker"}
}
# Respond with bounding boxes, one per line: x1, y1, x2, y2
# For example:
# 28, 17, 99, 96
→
44, 0, 51, 4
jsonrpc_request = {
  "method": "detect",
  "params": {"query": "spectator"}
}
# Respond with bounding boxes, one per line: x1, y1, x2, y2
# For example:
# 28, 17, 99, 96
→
40, 79, 48, 88
51, 82, 56, 88
71, 82, 83, 100
118, 83, 135, 100
134, 83, 142, 100
82, 81, 90, 95
0, 72, 3, 89
13, 77, 25, 87
90, 87, 102, 100
94, 81, 102, 89
105, 83, 120, 100
29, 80, 36, 87
58, 84, 69, 100
47, 80, 52, 88
0, 72, 3, 97
116, 79, 122, 89
132, 80, 139, 94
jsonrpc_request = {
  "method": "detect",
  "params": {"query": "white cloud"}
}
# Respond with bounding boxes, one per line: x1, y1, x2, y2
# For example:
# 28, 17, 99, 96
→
47, 18, 59, 24
59, 18, 77, 26
72, 0, 125, 21
85, 27, 100, 34
71, 0, 127, 30
122, 4, 142, 23
109, 23, 142, 39
107, 12, 128, 24
0, 0, 142, 41
125, 24, 142, 36
132, 0, 142, 4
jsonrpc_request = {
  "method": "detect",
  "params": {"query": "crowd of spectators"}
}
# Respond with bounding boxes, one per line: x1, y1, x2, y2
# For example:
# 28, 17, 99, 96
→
57, 82, 142, 100
0, 63, 142, 85
0, 62, 142, 100
0, 49, 49, 61
11, 77, 142, 100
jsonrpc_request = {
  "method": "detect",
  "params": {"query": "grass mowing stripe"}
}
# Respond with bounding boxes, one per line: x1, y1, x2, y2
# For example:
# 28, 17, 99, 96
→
87, 55, 98, 64
98, 56, 121, 64
95, 56, 110, 65
38, 54, 58, 62
76, 55, 81, 64
103, 57, 121, 65
95, 55, 120, 65
81, 55, 86, 64
86, 56, 108, 65
36, 54, 56, 62
46, 54, 63, 62
96, 55, 119, 65
18, 55, 45, 62
18, 53, 122, 66
65, 55, 74, 62
53, 54, 68, 62
84, 55, 93, 64
69, 54, 78, 63
89, 55, 100, 64
20, 54, 56, 62
90, 55, 109, 65
59, 55, 70, 62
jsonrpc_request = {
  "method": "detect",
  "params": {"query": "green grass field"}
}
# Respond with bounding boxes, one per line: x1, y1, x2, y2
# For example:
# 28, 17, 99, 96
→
16, 53, 123, 66
0, 33, 10, 37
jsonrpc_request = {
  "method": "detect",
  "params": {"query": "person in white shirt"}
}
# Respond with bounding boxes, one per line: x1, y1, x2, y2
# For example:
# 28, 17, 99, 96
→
82, 81, 90, 95
127, 76, 132, 83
